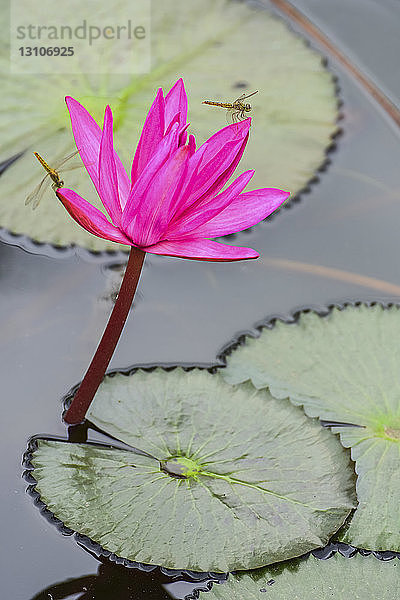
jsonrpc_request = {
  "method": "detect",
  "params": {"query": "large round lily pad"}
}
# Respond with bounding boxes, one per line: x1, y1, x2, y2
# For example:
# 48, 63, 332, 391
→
194, 553, 400, 599
1, 0, 337, 251
223, 304, 400, 551
28, 369, 354, 572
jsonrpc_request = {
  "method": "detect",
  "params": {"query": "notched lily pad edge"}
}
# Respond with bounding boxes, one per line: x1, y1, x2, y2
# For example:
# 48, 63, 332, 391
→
61, 362, 221, 420
217, 300, 400, 426
0, 225, 131, 262
217, 300, 400, 427
218, 300, 400, 366
218, 300, 400, 426
22, 434, 227, 583
184, 546, 400, 600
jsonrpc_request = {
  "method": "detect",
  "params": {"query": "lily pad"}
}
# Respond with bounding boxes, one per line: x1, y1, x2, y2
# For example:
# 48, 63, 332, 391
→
28, 369, 354, 572
223, 304, 400, 551
194, 553, 400, 599
1, 0, 337, 252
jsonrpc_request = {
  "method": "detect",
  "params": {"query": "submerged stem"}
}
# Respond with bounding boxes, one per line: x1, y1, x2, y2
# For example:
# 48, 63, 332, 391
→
64, 247, 146, 425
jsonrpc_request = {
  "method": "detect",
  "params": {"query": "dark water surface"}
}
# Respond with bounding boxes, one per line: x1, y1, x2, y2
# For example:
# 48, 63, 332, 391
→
2, 1, 400, 598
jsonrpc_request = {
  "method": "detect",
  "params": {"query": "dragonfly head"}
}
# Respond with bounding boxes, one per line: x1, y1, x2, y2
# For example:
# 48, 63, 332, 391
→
244, 103, 252, 112
51, 179, 64, 192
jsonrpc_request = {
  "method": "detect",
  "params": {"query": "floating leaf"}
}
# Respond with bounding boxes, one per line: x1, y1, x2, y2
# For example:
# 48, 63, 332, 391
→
1, 0, 337, 251
195, 553, 400, 599
28, 369, 354, 572
223, 304, 400, 551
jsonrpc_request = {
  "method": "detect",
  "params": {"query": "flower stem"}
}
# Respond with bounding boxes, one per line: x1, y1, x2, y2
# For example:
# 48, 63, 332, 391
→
64, 247, 146, 425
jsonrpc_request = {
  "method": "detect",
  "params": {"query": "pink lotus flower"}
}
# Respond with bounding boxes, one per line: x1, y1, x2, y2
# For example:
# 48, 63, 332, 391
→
57, 79, 289, 261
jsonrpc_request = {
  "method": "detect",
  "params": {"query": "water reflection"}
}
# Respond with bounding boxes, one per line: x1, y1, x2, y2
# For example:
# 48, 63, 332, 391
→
29, 562, 218, 600
30, 564, 172, 600
29, 545, 399, 600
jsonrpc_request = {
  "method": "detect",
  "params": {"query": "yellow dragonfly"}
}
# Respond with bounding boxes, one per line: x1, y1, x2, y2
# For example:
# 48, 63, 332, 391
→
25, 150, 80, 210
203, 90, 258, 123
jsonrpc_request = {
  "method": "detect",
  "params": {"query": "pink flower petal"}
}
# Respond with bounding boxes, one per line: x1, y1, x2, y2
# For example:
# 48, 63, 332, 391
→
177, 122, 191, 148
98, 106, 122, 225
121, 123, 181, 226
179, 129, 188, 147
173, 120, 250, 216
166, 143, 208, 221
198, 132, 249, 205
142, 238, 259, 261
167, 170, 255, 238
126, 145, 191, 246
181, 188, 290, 238
56, 188, 132, 245
65, 97, 130, 202
130, 88, 165, 183
188, 134, 196, 154
197, 118, 250, 177
165, 111, 181, 136
165, 78, 188, 129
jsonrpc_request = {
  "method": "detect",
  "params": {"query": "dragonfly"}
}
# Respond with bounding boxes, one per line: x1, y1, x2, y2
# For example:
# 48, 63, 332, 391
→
25, 150, 80, 210
202, 90, 258, 123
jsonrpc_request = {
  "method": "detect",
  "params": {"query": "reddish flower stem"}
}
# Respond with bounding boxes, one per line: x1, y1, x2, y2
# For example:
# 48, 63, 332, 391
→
64, 247, 146, 425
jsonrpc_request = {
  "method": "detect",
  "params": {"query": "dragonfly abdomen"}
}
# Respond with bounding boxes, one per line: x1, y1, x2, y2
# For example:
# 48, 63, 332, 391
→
202, 101, 233, 108
34, 152, 52, 173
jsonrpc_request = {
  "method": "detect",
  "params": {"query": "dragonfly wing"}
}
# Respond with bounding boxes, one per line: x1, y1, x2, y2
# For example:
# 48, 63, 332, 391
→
32, 177, 52, 209
53, 150, 80, 170
241, 90, 259, 101
232, 90, 258, 104
60, 162, 86, 174
226, 108, 237, 124
25, 174, 49, 208
236, 90, 258, 102
26, 151, 81, 210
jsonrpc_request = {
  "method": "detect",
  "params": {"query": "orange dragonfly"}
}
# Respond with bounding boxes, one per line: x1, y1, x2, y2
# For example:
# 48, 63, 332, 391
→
203, 90, 258, 123
25, 150, 80, 210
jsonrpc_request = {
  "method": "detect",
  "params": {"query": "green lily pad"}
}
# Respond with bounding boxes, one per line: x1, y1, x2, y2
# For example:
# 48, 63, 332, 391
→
28, 369, 354, 572
195, 553, 400, 599
223, 304, 400, 551
1, 0, 337, 251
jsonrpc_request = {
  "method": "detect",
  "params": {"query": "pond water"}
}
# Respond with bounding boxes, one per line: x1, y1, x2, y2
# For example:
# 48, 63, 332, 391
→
2, 1, 400, 598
